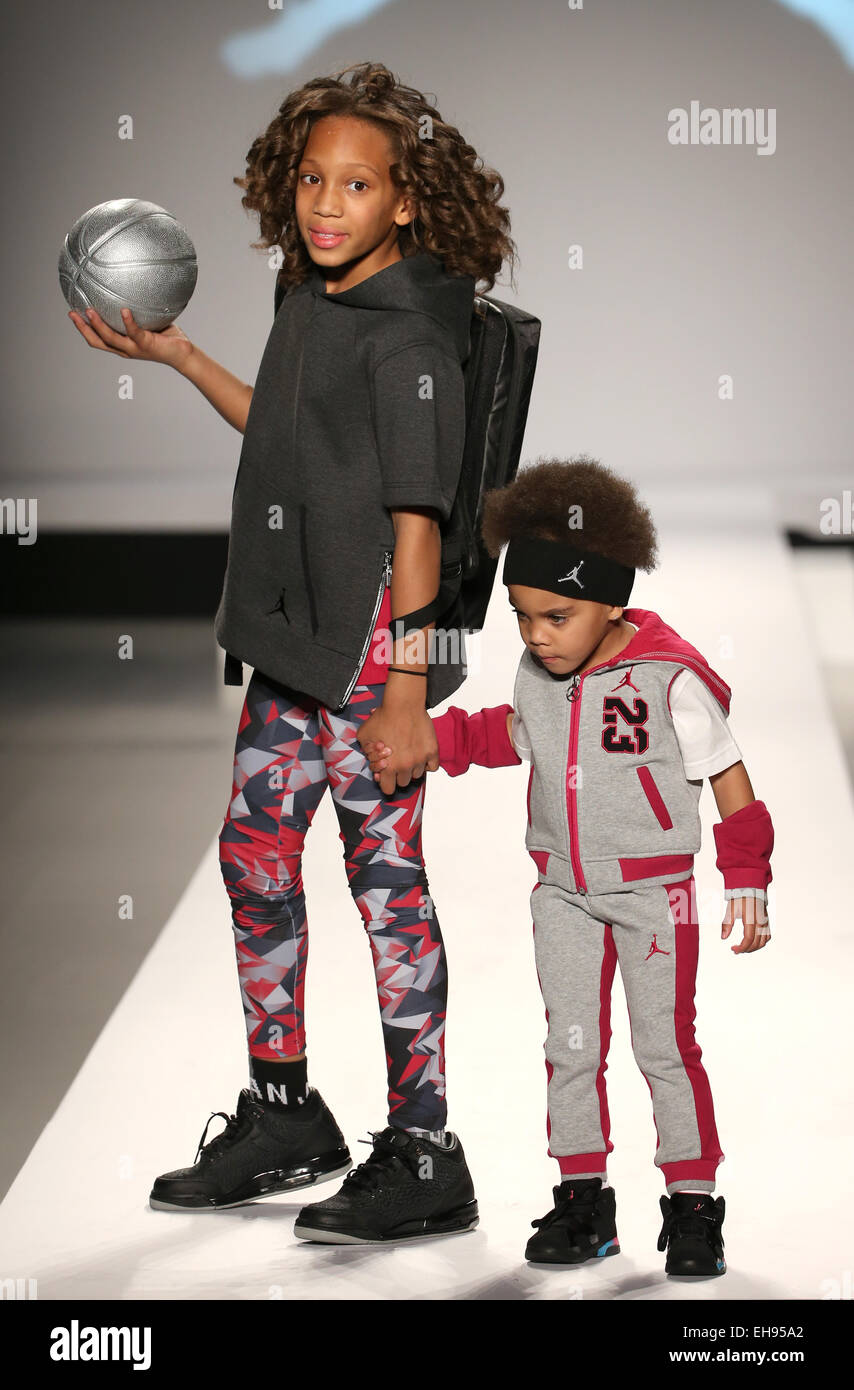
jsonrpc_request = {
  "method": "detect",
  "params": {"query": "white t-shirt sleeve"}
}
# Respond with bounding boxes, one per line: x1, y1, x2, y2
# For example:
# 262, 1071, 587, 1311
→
669, 668, 742, 780
510, 710, 533, 762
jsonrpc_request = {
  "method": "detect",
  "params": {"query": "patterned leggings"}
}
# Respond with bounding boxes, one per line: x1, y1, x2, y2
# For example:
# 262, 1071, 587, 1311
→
218, 668, 447, 1133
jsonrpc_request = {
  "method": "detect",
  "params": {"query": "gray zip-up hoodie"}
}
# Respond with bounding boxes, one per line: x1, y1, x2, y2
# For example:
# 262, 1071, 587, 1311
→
513, 607, 732, 894
214, 250, 475, 709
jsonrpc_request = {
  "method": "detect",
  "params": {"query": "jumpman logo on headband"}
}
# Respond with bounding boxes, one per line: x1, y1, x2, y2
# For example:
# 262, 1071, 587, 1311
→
645, 934, 671, 960
557, 560, 585, 588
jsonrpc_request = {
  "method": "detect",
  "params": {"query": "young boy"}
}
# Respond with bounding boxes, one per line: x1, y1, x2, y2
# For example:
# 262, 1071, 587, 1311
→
363, 455, 774, 1275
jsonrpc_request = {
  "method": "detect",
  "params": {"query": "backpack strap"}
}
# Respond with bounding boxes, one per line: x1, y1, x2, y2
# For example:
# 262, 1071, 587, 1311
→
224, 651, 243, 685
387, 573, 461, 644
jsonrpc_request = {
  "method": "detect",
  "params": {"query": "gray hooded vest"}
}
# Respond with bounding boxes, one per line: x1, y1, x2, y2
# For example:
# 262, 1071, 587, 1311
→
513, 607, 732, 895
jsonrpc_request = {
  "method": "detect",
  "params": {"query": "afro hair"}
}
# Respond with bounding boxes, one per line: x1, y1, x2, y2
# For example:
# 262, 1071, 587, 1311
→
480, 454, 658, 572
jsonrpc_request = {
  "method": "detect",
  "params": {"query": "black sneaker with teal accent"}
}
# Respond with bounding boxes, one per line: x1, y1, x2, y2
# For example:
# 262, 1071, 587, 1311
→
293, 1126, 479, 1244
525, 1178, 620, 1264
657, 1192, 727, 1276
149, 1087, 352, 1211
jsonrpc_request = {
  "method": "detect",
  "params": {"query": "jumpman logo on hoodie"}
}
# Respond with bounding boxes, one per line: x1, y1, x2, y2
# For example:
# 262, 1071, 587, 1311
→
645, 934, 671, 960
268, 587, 290, 623
612, 666, 639, 693
557, 560, 585, 588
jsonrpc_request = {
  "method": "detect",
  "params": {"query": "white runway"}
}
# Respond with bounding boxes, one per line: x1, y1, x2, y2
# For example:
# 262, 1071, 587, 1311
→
2, 487, 852, 1301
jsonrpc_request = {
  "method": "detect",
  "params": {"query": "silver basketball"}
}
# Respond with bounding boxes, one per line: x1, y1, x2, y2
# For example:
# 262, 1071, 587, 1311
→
58, 198, 198, 334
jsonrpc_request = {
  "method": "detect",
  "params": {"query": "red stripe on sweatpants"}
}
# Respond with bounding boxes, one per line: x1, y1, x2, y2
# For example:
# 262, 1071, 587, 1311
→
596, 924, 618, 1161
549, 923, 617, 1170
531, 889, 554, 1148
668, 876, 724, 1176
557, 1152, 609, 1176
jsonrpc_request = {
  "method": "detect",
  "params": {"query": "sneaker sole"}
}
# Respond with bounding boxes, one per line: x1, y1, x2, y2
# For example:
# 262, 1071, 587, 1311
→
666, 1260, 727, 1278
293, 1199, 480, 1245
149, 1153, 353, 1212
525, 1237, 621, 1265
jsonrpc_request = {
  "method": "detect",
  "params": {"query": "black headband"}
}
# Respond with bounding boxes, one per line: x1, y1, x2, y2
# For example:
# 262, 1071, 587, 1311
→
502, 535, 635, 606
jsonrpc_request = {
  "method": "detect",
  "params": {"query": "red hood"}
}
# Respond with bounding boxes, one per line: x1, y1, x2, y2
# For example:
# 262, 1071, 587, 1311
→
613, 607, 732, 715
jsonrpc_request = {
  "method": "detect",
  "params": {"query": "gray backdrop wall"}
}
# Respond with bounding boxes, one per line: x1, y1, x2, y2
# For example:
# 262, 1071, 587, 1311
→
4, 0, 852, 531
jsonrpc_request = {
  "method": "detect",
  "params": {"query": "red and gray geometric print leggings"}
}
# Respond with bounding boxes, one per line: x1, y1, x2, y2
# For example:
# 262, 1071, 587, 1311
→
218, 666, 447, 1134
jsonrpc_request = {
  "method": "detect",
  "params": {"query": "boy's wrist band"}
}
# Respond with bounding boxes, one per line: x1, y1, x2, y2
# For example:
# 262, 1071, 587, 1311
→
387, 666, 428, 677
713, 799, 774, 892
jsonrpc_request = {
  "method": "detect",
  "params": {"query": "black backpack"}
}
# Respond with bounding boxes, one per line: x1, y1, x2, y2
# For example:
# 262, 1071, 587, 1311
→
393, 291, 541, 641
271, 274, 541, 641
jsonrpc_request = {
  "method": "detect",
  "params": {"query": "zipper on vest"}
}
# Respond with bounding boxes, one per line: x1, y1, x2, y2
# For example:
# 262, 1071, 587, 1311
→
339, 549, 393, 706
562, 653, 647, 891
559, 648, 715, 892
564, 673, 586, 892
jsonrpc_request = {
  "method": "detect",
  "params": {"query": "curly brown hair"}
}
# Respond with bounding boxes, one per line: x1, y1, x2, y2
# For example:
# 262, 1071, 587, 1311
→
233, 60, 516, 294
480, 455, 659, 571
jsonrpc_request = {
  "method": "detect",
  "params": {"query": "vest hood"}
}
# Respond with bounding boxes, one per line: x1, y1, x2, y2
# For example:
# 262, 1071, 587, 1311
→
619, 606, 732, 715
301, 250, 475, 362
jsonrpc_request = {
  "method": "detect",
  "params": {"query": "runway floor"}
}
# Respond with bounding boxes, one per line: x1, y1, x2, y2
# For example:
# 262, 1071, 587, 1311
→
1, 486, 852, 1300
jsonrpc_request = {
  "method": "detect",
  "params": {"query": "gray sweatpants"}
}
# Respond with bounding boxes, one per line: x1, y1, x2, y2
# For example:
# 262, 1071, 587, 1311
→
531, 864, 724, 1196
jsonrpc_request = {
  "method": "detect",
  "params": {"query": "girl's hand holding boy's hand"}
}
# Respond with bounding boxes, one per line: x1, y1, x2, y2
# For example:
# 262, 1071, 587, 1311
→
722, 895, 771, 954
68, 305, 194, 370
358, 707, 438, 793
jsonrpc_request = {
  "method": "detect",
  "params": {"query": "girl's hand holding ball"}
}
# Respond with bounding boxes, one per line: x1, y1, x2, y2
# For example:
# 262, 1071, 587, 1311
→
69, 305, 194, 369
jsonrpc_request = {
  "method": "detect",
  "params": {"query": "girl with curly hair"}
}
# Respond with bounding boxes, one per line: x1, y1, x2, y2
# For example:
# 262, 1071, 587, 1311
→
69, 59, 516, 1244
366, 456, 775, 1275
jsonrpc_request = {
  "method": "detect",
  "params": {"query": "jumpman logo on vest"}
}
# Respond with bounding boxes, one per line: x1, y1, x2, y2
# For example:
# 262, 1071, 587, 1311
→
645, 934, 671, 960
612, 666, 639, 693
557, 560, 585, 588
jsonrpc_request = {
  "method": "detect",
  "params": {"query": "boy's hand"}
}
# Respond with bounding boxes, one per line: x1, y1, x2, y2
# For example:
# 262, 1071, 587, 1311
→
357, 707, 438, 794
362, 737, 392, 777
722, 895, 771, 954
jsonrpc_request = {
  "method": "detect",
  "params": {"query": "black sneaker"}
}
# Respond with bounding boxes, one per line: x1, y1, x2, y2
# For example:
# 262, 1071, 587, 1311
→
149, 1087, 352, 1211
293, 1126, 479, 1244
657, 1192, 726, 1276
525, 1178, 620, 1264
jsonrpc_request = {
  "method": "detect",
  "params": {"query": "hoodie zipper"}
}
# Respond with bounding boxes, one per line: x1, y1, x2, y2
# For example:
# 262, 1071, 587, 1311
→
560, 647, 727, 893
564, 672, 586, 891
563, 650, 653, 893
339, 549, 393, 706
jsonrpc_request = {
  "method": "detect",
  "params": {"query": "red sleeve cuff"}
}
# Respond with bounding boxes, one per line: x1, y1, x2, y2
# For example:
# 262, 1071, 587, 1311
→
433, 707, 469, 777
432, 704, 520, 777
713, 799, 775, 891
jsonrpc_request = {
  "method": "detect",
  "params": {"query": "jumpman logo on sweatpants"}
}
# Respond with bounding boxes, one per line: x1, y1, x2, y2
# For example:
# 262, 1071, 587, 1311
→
645, 933, 671, 960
